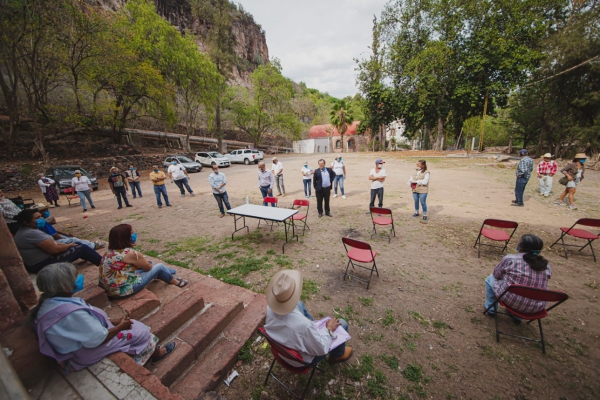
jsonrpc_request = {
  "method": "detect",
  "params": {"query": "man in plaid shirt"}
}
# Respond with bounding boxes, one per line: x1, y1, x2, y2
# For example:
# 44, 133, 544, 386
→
484, 235, 552, 317
536, 153, 558, 197
512, 149, 533, 206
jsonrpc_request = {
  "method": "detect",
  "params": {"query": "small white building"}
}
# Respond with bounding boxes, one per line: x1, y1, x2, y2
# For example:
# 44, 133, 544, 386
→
385, 120, 411, 149
293, 138, 331, 154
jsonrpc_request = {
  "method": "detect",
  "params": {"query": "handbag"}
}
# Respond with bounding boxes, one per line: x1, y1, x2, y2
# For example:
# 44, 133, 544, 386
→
410, 182, 417, 189
558, 176, 568, 186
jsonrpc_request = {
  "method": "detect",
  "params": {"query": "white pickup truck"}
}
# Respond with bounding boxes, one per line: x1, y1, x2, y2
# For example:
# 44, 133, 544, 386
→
225, 149, 264, 165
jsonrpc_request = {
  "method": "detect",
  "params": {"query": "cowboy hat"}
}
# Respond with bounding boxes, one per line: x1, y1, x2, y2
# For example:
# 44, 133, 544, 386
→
266, 270, 303, 315
574, 153, 587, 159
272, 156, 278, 161
542, 153, 552, 158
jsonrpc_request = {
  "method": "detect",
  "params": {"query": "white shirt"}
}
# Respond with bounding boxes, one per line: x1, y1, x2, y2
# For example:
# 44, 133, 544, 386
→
72, 176, 91, 192
258, 169, 274, 188
38, 178, 55, 194
370, 168, 386, 189
208, 171, 227, 194
168, 164, 186, 180
264, 306, 331, 365
301, 166, 313, 180
408, 170, 430, 186
331, 160, 345, 176
272, 161, 283, 176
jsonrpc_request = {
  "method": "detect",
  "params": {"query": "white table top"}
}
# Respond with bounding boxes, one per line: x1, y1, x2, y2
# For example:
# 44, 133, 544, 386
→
227, 204, 298, 222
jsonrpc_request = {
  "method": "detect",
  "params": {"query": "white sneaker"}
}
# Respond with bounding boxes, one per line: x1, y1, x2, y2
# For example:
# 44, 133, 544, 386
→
333, 194, 338, 198
342, 195, 347, 199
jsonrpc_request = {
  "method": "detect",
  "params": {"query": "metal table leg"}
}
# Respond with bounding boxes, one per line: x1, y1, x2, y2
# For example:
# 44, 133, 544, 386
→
231, 214, 249, 240
282, 216, 299, 253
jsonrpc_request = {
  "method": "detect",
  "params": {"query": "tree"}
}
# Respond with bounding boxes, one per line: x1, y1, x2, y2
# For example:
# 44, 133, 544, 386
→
330, 99, 354, 153
228, 61, 301, 146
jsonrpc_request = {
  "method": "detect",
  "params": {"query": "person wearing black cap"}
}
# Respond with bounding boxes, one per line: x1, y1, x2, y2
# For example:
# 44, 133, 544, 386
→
512, 149, 533, 207
369, 158, 386, 210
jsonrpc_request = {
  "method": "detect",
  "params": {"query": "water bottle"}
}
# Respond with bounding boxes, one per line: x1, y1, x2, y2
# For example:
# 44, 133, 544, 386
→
245, 195, 249, 204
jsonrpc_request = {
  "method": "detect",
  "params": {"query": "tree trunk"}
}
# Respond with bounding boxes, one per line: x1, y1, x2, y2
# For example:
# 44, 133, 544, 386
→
434, 117, 444, 151
426, 125, 434, 150
215, 91, 223, 153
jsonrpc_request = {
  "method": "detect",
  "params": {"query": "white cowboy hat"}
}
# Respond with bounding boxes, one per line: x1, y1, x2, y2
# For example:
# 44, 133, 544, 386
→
266, 270, 303, 315
574, 153, 587, 159
272, 156, 278, 161
542, 153, 552, 158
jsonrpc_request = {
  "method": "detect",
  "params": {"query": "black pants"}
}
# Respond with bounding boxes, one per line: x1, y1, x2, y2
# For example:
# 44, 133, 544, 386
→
7, 222, 19, 236
114, 186, 130, 207
315, 186, 332, 214
369, 187, 384, 208
26, 244, 102, 273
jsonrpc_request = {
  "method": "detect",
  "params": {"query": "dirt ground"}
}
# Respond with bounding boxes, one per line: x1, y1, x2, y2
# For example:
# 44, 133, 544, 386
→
16, 152, 600, 399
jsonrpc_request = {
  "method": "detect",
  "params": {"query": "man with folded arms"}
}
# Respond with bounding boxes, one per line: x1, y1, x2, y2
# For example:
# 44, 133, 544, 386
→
264, 270, 353, 365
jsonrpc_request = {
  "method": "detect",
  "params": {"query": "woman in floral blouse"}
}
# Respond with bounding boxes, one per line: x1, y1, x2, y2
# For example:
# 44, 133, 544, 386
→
99, 224, 187, 298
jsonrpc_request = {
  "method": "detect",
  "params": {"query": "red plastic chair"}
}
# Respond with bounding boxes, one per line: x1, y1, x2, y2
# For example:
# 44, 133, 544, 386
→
549, 218, 600, 262
258, 196, 279, 230
291, 199, 310, 235
473, 219, 518, 258
369, 207, 395, 243
342, 237, 378, 289
63, 188, 80, 208
258, 327, 322, 399
483, 285, 569, 354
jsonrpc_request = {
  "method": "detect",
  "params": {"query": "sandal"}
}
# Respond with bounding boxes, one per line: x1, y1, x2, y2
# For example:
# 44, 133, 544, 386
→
151, 341, 177, 365
94, 241, 106, 249
176, 278, 188, 288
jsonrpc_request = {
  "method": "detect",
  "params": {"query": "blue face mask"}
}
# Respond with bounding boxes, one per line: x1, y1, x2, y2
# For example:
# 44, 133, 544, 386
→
580, 159, 586, 164
42, 211, 50, 218
131, 232, 138, 244
172, 161, 177, 165
338, 158, 342, 161
72, 274, 84, 293
153, 169, 159, 173
516, 246, 520, 253
36, 217, 46, 229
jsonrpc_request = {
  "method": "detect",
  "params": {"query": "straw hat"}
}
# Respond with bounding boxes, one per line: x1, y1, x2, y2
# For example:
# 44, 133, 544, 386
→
272, 156, 278, 161
266, 270, 303, 315
574, 153, 587, 159
542, 153, 552, 159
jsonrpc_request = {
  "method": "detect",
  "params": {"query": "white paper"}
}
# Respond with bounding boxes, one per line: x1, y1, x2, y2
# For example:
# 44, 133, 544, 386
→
312, 317, 351, 351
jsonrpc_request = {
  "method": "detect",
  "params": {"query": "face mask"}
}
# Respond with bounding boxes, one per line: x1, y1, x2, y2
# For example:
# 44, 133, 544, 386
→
377, 164, 383, 168
72, 274, 85, 293
338, 158, 342, 161
42, 211, 50, 218
36, 217, 46, 229
304, 164, 308, 168
580, 159, 586, 164
172, 161, 177, 165
153, 169, 158, 173
131, 232, 138, 244
75, 174, 81, 177
516, 246, 520, 253
130, 167, 134, 170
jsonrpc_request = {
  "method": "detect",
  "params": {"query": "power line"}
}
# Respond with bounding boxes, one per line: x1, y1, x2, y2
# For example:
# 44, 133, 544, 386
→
525, 54, 600, 86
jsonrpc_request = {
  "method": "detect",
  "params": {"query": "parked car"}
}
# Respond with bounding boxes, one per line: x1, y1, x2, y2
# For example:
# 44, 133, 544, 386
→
45, 165, 99, 193
194, 151, 231, 167
163, 155, 203, 173
225, 149, 264, 165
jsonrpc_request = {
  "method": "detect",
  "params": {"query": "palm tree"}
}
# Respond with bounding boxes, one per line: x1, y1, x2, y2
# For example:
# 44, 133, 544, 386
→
330, 99, 354, 153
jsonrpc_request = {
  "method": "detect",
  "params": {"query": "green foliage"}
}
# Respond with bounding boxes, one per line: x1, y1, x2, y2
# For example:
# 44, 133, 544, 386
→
238, 339, 253, 363
402, 363, 424, 383
382, 309, 396, 327
330, 99, 355, 151
359, 296, 374, 306
380, 354, 400, 370
301, 279, 319, 301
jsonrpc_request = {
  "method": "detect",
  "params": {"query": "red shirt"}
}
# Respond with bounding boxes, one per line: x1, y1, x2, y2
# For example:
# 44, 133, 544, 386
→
537, 160, 557, 175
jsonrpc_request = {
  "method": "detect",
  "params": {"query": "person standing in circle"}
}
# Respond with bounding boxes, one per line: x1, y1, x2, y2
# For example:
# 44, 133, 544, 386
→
512, 149, 533, 207
71, 170, 95, 213
271, 157, 285, 197
126, 165, 142, 199
555, 153, 587, 210
301, 161, 313, 199
108, 167, 132, 210
37, 173, 60, 207
168, 160, 194, 197
149, 165, 171, 208
368, 158, 386, 209
408, 160, 430, 224
313, 159, 335, 218
331, 156, 347, 199
536, 154, 557, 197
208, 163, 232, 218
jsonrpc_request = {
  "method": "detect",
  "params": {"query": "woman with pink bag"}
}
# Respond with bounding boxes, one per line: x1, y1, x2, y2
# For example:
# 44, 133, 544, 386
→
408, 160, 430, 224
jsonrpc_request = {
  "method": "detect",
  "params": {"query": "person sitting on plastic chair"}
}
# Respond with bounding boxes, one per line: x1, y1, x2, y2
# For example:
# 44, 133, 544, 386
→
484, 234, 552, 323
264, 270, 353, 365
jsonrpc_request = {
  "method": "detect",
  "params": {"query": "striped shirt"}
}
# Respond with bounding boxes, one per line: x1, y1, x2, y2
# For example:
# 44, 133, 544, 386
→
516, 156, 534, 179
493, 254, 552, 314
537, 160, 557, 175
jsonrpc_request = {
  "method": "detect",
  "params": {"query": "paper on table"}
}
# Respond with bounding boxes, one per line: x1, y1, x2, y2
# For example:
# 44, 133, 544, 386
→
312, 317, 351, 351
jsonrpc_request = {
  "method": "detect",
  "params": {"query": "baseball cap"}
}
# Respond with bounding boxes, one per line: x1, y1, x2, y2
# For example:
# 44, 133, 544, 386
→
519, 149, 528, 156
375, 158, 385, 164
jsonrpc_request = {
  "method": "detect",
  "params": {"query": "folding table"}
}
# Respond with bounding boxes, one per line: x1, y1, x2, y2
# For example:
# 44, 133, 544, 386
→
227, 204, 299, 253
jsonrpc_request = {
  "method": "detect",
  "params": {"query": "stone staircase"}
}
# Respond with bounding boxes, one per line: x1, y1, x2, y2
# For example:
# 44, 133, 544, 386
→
4, 258, 266, 400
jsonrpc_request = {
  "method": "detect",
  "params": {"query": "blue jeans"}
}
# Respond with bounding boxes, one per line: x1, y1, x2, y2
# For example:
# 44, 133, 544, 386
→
57, 236, 95, 249
333, 175, 345, 195
484, 274, 522, 321
295, 301, 348, 361
260, 186, 275, 207
303, 179, 312, 197
132, 263, 176, 294
76, 190, 94, 210
153, 185, 170, 207
174, 177, 193, 195
412, 192, 428, 215
369, 187, 384, 208
514, 177, 529, 204
114, 186, 130, 207
213, 192, 232, 214
129, 181, 142, 198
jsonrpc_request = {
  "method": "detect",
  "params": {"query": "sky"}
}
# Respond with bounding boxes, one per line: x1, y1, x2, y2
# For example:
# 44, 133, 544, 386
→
239, 0, 389, 99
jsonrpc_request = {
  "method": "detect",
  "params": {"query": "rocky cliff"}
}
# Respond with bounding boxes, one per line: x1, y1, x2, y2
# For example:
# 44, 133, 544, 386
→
88, 0, 269, 85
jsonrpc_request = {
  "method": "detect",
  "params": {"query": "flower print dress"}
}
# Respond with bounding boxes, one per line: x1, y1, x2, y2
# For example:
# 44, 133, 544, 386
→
99, 248, 142, 297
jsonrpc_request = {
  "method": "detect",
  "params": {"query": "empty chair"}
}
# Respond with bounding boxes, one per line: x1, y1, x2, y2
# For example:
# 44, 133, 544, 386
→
63, 188, 80, 208
474, 219, 518, 258
291, 199, 310, 235
483, 285, 568, 354
550, 218, 600, 262
258, 327, 322, 399
369, 207, 395, 243
342, 237, 378, 289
